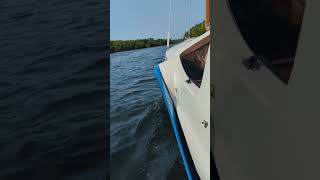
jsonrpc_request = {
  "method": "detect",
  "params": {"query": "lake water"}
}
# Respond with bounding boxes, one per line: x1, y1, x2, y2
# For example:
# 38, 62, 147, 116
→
110, 46, 188, 180
0, 0, 108, 179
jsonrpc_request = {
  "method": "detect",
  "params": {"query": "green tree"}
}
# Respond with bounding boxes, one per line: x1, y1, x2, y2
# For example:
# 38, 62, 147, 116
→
184, 21, 206, 39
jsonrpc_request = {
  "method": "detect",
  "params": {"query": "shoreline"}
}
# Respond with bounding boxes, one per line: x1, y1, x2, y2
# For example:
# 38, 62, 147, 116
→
110, 39, 181, 53
110, 44, 168, 54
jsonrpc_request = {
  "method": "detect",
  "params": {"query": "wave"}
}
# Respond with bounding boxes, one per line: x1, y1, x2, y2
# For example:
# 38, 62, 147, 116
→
110, 46, 187, 179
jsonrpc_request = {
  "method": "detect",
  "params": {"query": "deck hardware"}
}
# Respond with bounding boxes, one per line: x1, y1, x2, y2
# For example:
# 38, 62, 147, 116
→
202, 120, 208, 128
186, 79, 192, 84
242, 55, 263, 71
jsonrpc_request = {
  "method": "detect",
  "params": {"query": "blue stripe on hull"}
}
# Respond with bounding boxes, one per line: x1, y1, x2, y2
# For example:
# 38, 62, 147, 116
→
154, 64, 193, 180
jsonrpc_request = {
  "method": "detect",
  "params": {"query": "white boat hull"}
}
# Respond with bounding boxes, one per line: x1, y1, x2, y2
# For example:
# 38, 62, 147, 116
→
155, 31, 211, 180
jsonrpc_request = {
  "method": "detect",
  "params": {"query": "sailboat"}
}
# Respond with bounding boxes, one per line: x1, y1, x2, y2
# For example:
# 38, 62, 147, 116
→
154, 0, 211, 179
155, 0, 314, 179
212, 0, 312, 180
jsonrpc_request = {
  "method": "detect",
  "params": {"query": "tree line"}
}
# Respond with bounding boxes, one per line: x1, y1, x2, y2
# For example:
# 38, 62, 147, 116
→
110, 39, 181, 53
184, 21, 206, 39
111, 21, 207, 53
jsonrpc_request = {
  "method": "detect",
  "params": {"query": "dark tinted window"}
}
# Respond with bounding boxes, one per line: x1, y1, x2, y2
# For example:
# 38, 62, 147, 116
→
228, 0, 306, 83
180, 37, 209, 87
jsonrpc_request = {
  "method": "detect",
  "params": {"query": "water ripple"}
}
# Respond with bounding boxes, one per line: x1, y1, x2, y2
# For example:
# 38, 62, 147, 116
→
0, 0, 108, 179
110, 46, 187, 180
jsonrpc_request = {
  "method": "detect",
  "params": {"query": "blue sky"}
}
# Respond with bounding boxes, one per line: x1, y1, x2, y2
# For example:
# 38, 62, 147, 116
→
111, 0, 205, 40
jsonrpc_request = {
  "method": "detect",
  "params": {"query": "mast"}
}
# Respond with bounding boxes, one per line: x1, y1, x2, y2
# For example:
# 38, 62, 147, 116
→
205, 0, 210, 29
166, 0, 172, 49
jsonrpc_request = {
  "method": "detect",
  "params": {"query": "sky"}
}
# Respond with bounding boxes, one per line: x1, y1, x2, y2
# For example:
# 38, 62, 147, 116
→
110, 0, 205, 40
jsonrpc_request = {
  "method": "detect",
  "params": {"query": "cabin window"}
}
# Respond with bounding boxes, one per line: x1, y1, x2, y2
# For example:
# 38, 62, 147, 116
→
228, 0, 306, 83
180, 37, 209, 87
